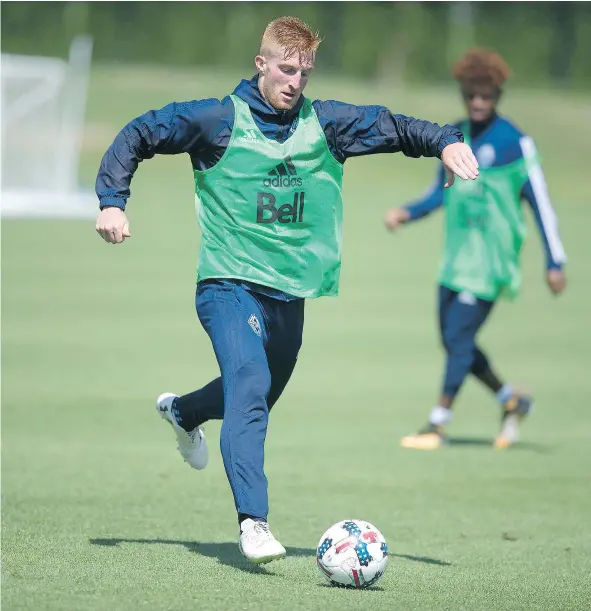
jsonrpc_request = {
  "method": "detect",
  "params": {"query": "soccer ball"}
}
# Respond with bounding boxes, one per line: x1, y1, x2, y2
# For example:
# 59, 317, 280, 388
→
316, 519, 388, 589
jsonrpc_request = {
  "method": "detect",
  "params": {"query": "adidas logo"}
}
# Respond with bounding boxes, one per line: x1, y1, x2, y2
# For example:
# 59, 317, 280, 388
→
242, 129, 257, 142
263, 156, 303, 188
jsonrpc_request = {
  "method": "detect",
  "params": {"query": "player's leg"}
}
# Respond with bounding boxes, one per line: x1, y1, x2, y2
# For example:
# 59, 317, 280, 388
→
400, 285, 455, 449
159, 288, 303, 469
401, 286, 493, 449
470, 347, 535, 448
170, 377, 224, 431
196, 282, 286, 563
471, 346, 518, 403
437, 289, 495, 419
470, 335, 534, 448
236, 295, 304, 563
156, 281, 272, 507
265, 297, 304, 411
236, 298, 304, 512
155, 285, 227, 471
471, 348, 503, 393
194, 282, 271, 511
165, 296, 303, 464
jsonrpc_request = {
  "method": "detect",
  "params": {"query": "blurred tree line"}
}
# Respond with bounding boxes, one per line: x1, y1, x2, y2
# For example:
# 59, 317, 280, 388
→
2, 1, 590, 89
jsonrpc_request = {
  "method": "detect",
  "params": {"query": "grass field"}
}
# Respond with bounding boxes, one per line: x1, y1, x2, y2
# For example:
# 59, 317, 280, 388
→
2, 65, 591, 611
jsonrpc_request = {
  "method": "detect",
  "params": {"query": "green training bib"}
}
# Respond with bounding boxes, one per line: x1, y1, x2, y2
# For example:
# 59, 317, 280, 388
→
194, 94, 344, 298
440, 126, 536, 300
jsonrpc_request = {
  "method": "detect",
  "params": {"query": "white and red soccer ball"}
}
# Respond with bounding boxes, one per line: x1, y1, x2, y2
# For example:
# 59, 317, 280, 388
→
316, 519, 388, 589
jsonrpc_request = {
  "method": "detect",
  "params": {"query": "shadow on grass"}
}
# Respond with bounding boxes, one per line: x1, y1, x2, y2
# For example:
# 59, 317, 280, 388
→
446, 437, 551, 453
89, 537, 313, 574
392, 553, 452, 566
90, 537, 453, 576
317, 582, 386, 592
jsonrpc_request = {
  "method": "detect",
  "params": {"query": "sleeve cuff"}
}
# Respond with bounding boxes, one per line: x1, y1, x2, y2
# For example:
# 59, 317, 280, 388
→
99, 197, 127, 211
437, 133, 464, 158
404, 206, 418, 221
547, 261, 563, 271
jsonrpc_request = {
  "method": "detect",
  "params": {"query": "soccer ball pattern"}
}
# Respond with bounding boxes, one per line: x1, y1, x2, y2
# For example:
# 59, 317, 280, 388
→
316, 519, 388, 589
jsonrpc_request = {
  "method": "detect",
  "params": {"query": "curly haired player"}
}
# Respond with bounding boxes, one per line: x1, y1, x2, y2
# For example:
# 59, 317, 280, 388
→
384, 48, 567, 450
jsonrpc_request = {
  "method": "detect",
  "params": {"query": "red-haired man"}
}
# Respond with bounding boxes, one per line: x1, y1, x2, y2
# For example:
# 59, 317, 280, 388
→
95, 17, 478, 562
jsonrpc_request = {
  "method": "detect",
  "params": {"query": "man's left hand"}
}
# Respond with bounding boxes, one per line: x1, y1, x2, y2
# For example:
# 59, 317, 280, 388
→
441, 142, 480, 188
547, 269, 566, 295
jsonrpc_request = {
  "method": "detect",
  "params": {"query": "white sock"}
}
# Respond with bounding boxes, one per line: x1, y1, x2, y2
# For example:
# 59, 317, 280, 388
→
496, 384, 515, 405
429, 406, 453, 427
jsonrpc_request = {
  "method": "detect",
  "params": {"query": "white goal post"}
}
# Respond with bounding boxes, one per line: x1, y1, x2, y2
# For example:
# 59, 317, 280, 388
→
1, 35, 97, 218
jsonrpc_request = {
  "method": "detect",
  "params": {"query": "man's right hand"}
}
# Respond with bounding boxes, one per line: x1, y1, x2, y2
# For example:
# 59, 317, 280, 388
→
384, 207, 411, 232
96, 207, 131, 244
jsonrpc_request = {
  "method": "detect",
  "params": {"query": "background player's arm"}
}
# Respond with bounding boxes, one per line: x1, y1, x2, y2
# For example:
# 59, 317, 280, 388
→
521, 176, 567, 294
384, 165, 445, 231
313, 101, 478, 184
95, 99, 217, 243
519, 137, 568, 294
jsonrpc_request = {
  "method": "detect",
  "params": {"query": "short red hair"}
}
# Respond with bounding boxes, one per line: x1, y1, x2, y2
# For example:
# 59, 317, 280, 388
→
260, 16, 322, 60
452, 48, 512, 90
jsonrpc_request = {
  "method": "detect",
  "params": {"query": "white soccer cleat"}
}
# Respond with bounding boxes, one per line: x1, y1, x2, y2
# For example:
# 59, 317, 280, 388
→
239, 519, 286, 565
156, 392, 208, 470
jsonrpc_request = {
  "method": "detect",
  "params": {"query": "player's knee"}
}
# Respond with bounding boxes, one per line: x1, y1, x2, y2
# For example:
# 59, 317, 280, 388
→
442, 330, 476, 357
226, 358, 272, 414
441, 325, 457, 352
441, 331, 458, 353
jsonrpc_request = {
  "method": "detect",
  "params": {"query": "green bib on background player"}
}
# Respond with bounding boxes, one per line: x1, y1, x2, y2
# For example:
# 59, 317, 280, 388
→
194, 95, 344, 298
439, 126, 537, 301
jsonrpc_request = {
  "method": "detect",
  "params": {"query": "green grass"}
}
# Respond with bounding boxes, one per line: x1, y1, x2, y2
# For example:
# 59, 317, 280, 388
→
2, 65, 591, 611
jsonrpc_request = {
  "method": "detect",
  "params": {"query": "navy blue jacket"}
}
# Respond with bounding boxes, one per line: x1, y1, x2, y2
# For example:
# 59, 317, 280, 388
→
96, 75, 463, 209
404, 115, 567, 270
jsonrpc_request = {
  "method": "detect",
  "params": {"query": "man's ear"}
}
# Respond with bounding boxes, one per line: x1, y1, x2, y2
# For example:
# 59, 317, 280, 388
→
255, 55, 266, 75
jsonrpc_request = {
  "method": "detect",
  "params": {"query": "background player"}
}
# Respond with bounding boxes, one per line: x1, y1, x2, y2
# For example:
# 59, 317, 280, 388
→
384, 48, 567, 451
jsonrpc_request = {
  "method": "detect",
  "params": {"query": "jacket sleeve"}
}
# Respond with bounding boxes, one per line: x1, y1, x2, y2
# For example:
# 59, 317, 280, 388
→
313, 100, 463, 164
521, 176, 567, 270
95, 99, 220, 210
519, 136, 567, 270
404, 164, 445, 221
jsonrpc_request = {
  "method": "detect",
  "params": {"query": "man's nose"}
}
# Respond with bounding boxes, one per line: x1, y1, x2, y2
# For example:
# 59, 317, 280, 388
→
289, 73, 301, 90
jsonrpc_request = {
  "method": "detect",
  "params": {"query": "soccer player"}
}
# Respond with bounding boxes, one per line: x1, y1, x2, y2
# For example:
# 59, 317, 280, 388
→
95, 17, 478, 563
384, 48, 567, 451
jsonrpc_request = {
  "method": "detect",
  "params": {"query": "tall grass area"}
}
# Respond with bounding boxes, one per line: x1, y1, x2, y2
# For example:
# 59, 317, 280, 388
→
2, 65, 590, 610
